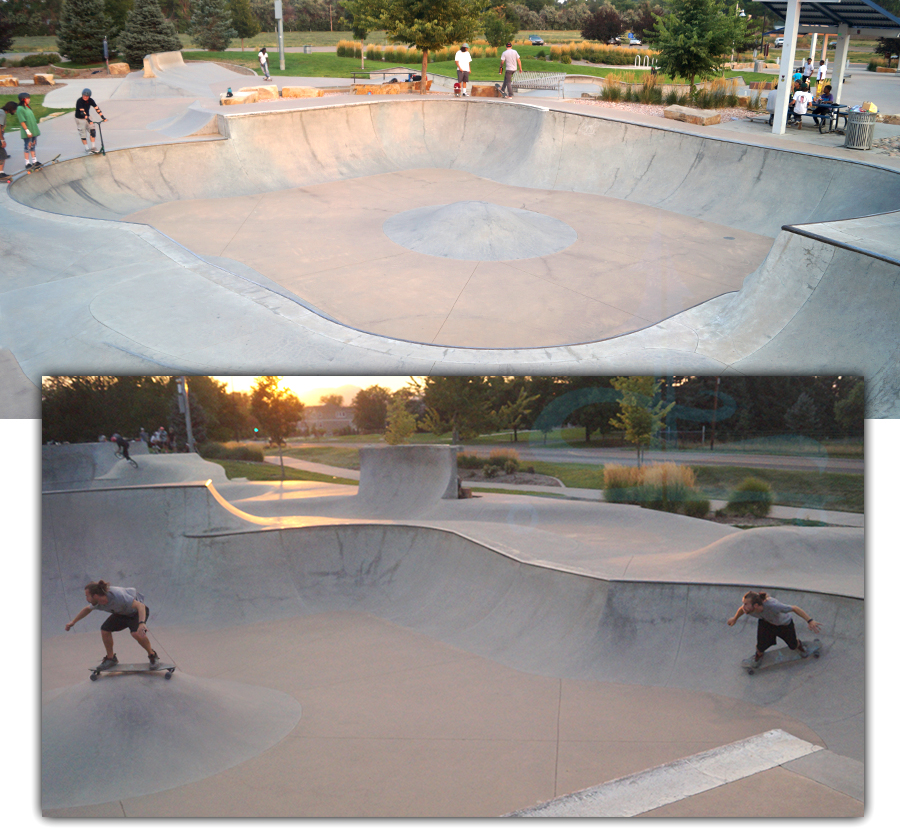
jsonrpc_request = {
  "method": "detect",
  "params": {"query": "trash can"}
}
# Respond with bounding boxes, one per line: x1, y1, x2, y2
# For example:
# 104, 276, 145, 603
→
844, 111, 877, 150
303, 45, 312, 54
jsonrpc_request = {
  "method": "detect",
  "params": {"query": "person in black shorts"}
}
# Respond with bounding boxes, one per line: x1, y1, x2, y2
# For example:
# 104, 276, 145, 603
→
74, 89, 107, 154
728, 590, 822, 665
65, 579, 159, 669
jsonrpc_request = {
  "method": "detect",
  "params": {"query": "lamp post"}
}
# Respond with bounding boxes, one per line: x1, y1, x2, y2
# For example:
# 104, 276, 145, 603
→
275, 1, 285, 71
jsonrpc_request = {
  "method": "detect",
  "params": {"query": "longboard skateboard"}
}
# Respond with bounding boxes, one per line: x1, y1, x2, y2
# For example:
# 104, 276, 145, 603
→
742, 638, 821, 675
7, 153, 61, 182
90, 661, 176, 681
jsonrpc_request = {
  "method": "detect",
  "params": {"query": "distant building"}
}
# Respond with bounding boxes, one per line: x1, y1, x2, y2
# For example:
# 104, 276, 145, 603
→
301, 404, 355, 435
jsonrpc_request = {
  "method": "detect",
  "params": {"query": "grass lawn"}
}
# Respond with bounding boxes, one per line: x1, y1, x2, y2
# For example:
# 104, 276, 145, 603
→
209, 458, 358, 485
692, 466, 863, 513
282, 446, 362, 470
0, 94, 73, 135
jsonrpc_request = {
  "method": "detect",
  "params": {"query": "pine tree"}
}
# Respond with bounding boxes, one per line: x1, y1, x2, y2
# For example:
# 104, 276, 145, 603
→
0, 7, 15, 54
57, 0, 113, 64
117, 0, 182, 67
190, 0, 236, 52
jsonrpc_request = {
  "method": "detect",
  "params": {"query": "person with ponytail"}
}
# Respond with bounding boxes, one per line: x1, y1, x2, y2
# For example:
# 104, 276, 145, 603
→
65, 580, 159, 670
728, 590, 822, 666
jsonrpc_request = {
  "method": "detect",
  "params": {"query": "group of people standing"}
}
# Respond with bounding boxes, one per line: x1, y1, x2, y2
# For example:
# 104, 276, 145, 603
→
454, 42, 523, 99
0, 88, 106, 181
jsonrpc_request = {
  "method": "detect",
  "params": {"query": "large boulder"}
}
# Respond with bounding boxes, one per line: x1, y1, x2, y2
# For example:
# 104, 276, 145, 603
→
664, 105, 722, 126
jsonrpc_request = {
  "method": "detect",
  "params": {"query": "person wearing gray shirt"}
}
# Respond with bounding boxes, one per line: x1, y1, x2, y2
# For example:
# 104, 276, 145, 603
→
728, 590, 822, 665
66, 579, 159, 670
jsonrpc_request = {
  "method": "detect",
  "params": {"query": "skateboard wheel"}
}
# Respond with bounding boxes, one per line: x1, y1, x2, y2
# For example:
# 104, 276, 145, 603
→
90, 673, 98, 681
165, 672, 172, 680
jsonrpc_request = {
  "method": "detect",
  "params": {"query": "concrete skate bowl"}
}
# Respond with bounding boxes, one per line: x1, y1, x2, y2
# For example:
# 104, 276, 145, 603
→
11, 100, 900, 365
42, 482, 864, 775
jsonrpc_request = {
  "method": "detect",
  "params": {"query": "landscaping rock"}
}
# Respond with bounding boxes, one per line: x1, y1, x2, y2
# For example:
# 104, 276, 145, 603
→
664, 105, 722, 126
281, 86, 324, 98
33, 73, 55, 85
108, 63, 131, 76
220, 90, 258, 105
239, 84, 278, 101
471, 85, 501, 97
0, 75, 16, 87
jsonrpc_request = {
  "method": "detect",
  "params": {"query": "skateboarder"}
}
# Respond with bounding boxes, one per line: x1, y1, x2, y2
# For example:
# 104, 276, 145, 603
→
74, 89, 107, 154
727, 590, 821, 665
65, 580, 159, 669
258, 47, 271, 81
15, 92, 41, 171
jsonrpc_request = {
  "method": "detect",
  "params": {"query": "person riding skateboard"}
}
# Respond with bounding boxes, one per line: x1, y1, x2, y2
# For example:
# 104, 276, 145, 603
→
65, 580, 159, 669
728, 590, 822, 666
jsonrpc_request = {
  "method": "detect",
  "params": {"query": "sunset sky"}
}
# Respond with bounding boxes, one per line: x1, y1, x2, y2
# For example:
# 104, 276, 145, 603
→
212, 376, 419, 405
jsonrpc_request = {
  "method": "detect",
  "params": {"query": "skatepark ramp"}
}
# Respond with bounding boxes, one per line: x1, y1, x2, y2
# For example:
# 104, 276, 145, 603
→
41, 482, 864, 762
42, 444, 230, 491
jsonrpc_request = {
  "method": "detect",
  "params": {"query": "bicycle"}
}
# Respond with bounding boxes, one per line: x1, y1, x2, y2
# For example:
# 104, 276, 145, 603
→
114, 448, 138, 469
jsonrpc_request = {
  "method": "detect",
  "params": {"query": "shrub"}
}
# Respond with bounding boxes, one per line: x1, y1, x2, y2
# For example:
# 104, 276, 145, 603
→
456, 452, 484, 470
489, 448, 519, 469
482, 462, 502, 478
682, 494, 711, 518
16, 53, 62, 66
724, 477, 774, 517
199, 442, 264, 462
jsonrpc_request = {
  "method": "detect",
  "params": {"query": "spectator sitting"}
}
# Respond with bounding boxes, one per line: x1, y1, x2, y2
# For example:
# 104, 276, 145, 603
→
812, 84, 835, 127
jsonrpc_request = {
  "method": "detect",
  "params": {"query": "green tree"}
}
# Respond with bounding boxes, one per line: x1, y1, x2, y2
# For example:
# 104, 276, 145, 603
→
352, 385, 392, 433
414, 376, 493, 443
497, 385, 540, 443
608, 376, 674, 465
384, 396, 417, 444
118, 0, 182, 67
250, 376, 305, 478
228, 0, 260, 50
0, 7, 16, 52
190, 0, 236, 51
647, 0, 746, 93
57, 0, 112, 63
104, 0, 135, 38
482, 6, 518, 48
834, 378, 864, 436
350, 0, 489, 93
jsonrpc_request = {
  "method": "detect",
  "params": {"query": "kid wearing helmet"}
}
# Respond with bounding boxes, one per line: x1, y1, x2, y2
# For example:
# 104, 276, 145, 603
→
15, 92, 41, 170
75, 89, 107, 153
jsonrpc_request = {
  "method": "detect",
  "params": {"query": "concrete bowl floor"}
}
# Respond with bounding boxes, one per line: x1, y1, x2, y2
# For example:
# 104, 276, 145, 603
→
124, 169, 771, 348
40, 611, 859, 818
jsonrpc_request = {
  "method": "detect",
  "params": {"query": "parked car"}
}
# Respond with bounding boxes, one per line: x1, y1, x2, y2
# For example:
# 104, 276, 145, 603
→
529, 35, 544, 46
774, 37, 784, 47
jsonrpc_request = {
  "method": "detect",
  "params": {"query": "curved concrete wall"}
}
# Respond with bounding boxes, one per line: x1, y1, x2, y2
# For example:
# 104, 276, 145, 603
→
42, 483, 863, 761
13, 101, 900, 238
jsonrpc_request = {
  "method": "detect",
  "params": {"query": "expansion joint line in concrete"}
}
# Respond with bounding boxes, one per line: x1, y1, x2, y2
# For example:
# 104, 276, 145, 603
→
508, 728, 822, 817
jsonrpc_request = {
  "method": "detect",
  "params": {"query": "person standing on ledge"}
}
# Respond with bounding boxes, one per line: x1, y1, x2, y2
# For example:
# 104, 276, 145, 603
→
74, 89, 107, 154
728, 590, 822, 666
65, 580, 159, 670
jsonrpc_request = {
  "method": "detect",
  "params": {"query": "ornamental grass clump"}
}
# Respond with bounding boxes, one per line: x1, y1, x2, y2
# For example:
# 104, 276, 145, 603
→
604, 462, 709, 517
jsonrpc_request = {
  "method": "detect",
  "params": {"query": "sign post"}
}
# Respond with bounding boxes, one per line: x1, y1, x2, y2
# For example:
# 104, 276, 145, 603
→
275, 1, 286, 71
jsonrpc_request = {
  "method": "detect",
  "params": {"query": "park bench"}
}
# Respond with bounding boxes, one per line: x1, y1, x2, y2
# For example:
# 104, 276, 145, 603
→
511, 71, 567, 97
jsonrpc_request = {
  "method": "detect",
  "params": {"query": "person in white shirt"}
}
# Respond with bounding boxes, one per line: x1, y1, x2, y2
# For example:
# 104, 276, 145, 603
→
259, 46, 271, 81
455, 43, 472, 96
498, 42, 522, 98
791, 84, 813, 128
801, 57, 814, 80
816, 59, 827, 94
